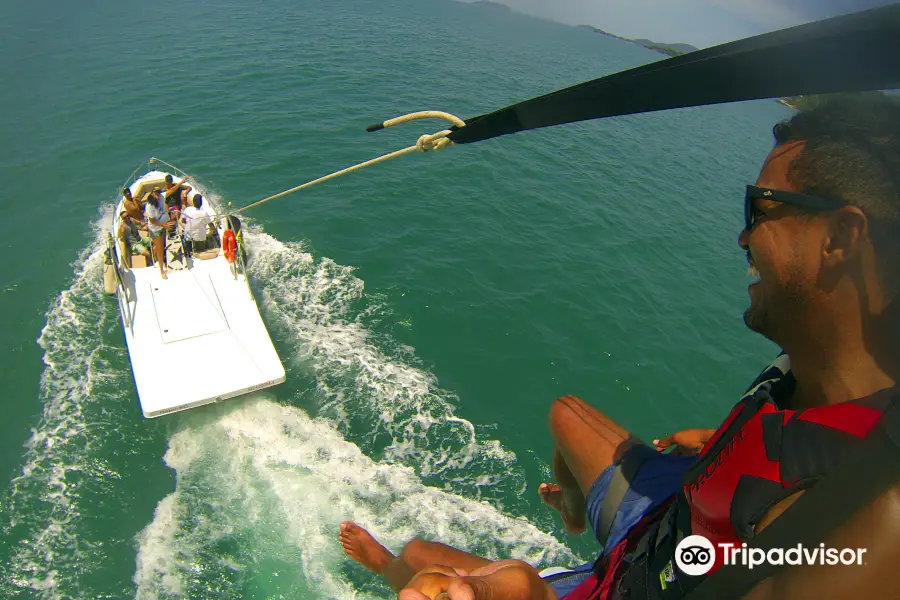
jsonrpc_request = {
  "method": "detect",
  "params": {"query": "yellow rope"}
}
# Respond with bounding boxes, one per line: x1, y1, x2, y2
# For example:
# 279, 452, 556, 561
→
220, 110, 465, 219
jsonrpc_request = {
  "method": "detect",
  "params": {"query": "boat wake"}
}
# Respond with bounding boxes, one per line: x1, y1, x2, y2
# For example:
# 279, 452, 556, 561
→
248, 232, 529, 503
1, 206, 145, 599
133, 222, 577, 598
1, 194, 577, 600
133, 398, 575, 599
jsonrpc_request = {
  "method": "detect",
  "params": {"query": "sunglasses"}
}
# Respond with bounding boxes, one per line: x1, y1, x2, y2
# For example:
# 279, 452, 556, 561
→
744, 185, 846, 231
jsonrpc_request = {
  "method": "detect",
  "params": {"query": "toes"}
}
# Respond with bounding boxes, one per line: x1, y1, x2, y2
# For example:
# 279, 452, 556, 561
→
538, 483, 559, 496
341, 521, 364, 535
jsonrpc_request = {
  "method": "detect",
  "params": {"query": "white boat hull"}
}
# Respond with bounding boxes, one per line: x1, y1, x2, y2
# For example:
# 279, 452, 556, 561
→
110, 168, 285, 418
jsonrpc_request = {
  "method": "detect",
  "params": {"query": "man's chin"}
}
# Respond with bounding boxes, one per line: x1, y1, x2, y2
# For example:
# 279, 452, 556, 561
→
743, 305, 766, 334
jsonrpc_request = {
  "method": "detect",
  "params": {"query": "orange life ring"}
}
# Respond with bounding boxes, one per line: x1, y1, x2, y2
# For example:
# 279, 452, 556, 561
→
223, 229, 237, 264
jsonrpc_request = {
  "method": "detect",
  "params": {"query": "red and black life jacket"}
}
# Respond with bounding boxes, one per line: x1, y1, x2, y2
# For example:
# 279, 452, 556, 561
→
565, 355, 896, 600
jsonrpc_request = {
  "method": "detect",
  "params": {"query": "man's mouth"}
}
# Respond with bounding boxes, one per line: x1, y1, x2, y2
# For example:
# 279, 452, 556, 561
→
747, 253, 760, 284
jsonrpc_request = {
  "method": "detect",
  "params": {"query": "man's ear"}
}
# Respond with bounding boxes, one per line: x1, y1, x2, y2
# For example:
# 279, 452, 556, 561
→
823, 206, 868, 268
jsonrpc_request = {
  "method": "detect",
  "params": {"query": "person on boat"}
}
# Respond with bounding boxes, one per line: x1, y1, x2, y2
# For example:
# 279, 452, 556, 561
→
163, 174, 191, 211
342, 95, 900, 600
181, 194, 212, 256
144, 187, 175, 279
117, 209, 152, 268
121, 188, 145, 224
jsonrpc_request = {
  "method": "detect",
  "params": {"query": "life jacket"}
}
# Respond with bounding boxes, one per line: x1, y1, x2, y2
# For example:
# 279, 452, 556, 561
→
228, 216, 246, 259
564, 355, 894, 600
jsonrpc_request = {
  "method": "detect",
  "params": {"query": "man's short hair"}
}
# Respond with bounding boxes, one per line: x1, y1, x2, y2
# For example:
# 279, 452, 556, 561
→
192, 194, 203, 208
165, 174, 174, 184
772, 93, 900, 277
122, 188, 131, 196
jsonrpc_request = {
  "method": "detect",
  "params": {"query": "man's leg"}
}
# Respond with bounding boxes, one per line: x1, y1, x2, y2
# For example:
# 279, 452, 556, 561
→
399, 538, 491, 573
540, 394, 642, 533
136, 239, 152, 265
340, 522, 490, 591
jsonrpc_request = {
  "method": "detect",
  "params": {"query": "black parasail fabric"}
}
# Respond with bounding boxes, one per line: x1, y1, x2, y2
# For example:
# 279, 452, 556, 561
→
445, 4, 900, 145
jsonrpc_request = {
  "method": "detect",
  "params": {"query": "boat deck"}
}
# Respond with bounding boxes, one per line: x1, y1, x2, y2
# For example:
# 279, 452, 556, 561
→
113, 170, 284, 418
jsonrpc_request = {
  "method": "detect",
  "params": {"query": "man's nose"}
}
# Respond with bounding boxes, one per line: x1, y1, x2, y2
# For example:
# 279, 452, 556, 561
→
738, 227, 749, 250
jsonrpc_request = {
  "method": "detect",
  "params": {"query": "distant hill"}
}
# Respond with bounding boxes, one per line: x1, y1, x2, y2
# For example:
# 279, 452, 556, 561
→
472, 0, 512, 11
578, 26, 698, 57
631, 39, 698, 55
467, 5, 700, 57
576, 24, 628, 41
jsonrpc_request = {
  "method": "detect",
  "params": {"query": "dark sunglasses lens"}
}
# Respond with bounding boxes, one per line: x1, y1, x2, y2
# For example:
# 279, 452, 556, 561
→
744, 192, 752, 230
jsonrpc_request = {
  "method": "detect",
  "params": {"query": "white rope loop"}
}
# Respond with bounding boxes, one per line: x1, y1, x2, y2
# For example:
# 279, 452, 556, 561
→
416, 130, 454, 153
218, 110, 465, 219
381, 110, 466, 130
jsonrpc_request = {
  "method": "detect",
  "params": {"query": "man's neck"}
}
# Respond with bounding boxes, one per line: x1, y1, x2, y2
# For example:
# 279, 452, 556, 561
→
789, 355, 893, 410
785, 323, 899, 410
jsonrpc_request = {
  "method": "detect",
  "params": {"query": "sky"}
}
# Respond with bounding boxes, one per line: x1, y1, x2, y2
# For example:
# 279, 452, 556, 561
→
473, 0, 898, 48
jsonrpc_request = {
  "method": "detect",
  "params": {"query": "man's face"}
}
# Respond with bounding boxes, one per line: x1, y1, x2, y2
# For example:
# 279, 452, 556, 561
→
738, 141, 830, 340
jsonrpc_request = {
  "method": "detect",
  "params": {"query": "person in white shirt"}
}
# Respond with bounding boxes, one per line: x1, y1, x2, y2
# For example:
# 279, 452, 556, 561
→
181, 194, 212, 256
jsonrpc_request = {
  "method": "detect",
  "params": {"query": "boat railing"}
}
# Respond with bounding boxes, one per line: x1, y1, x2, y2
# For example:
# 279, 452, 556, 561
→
115, 157, 188, 205
148, 157, 190, 180
225, 217, 254, 297
113, 158, 254, 298
107, 233, 135, 333
111, 156, 194, 240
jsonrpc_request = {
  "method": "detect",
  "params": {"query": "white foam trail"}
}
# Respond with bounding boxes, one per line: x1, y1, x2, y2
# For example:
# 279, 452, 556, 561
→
244, 230, 526, 505
134, 399, 577, 599
133, 221, 578, 598
1, 185, 574, 600
2, 207, 117, 599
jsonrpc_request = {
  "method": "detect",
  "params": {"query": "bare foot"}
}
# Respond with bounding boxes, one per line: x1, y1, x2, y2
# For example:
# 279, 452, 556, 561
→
538, 483, 586, 534
340, 521, 395, 575
160, 269, 168, 280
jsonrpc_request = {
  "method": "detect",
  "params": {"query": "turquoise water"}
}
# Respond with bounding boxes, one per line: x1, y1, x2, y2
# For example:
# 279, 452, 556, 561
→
0, 0, 787, 597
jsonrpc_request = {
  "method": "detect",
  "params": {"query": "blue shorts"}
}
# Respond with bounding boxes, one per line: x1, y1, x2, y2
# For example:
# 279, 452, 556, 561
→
586, 445, 695, 556
541, 563, 596, 598
540, 447, 694, 598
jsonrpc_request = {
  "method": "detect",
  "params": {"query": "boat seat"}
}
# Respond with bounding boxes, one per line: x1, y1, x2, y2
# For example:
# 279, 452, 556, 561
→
193, 248, 221, 260
131, 175, 167, 204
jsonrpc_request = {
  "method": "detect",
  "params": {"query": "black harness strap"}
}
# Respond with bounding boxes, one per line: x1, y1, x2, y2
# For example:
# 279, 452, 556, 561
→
684, 399, 900, 600
596, 444, 659, 549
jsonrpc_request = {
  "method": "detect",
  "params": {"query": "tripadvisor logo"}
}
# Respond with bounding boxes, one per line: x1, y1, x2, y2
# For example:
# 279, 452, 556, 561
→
675, 535, 716, 576
674, 535, 868, 575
